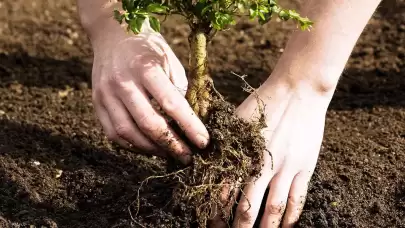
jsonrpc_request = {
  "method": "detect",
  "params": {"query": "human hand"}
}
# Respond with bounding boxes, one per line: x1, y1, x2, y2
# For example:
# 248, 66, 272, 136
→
211, 78, 331, 227
88, 19, 209, 164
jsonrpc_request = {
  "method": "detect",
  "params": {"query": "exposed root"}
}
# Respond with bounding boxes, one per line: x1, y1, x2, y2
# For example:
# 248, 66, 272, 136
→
130, 92, 268, 227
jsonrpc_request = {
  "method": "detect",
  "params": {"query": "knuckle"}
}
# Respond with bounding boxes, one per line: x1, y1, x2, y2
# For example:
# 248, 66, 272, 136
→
161, 96, 181, 114
107, 73, 119, 83
137, 114, 161, 135
115, 81, 133, 94
220, 189, 230, 203
136, 54, 162, 69
236, 203, 256, 225
288, 195, 306, 208
265, 203, 286, 216
107, 70, 125, 84
105, 131, 118, 141
97, 83, 111, 101
115, 125, 132, 138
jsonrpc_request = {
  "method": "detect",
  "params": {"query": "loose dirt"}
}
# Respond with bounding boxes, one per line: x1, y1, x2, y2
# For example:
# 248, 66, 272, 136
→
0, 0, 404, 227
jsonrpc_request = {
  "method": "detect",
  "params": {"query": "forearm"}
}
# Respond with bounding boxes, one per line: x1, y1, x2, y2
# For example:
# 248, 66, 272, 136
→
262, 0, 382, 99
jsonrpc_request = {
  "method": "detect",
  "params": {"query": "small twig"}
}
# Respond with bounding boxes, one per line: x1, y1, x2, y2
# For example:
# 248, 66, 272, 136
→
231, 71, 268, 122
211, 82, 225, 102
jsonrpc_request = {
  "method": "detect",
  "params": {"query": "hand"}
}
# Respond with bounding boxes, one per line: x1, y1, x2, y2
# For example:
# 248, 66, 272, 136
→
211, 79, 330, 227
89, 20, 209, 164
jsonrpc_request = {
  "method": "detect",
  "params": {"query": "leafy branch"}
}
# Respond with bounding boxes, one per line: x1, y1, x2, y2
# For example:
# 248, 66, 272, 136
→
114, 0, 313, 34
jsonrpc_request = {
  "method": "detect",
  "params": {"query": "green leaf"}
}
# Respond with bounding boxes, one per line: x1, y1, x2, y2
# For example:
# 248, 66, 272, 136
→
288, 9, 300, 18
149, 16, 161, 32
115, 0, 314, 35
271, 5, 280, 13
210, 11, 235, 30
201, 5, 212, 15
249, 8, 258, 20
258, 11, 265, 21
129, 16, 146, 34
113, 10, 124, 24
258, 12, 272, 25
122, 0, 134, 12
268, 0, 277, 7
278, 10, 290, 21
147, 3, 168, 14
298, 18, 314, 30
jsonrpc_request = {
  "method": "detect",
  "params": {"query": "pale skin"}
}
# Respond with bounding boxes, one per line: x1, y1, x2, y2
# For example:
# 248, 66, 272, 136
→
77, 0, 210, 164
77, 0, 382, 227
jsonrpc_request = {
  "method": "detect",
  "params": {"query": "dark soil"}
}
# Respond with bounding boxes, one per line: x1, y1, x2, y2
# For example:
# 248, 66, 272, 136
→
0, 0, 404, 227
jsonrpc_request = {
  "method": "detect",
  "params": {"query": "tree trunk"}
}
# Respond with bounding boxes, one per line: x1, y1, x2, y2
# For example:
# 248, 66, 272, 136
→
186, 29, 212, 120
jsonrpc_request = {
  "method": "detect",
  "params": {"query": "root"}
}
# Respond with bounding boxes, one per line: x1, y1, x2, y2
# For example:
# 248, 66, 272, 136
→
130, 94, 268, 227
231, 72, 274, 170
128, 33, 272, 228
131, 168, 189, 217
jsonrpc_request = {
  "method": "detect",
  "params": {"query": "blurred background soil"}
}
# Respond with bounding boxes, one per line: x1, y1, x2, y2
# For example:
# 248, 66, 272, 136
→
0, 0, 404, 227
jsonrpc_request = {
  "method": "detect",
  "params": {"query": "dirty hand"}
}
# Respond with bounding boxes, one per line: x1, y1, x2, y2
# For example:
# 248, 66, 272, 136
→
232, 83, 328, 227
211, 77, 330, 227
86, 19, 209, 164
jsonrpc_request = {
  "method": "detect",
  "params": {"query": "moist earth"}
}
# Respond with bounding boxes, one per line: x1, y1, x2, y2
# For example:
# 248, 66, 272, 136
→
0, 0, 404, 227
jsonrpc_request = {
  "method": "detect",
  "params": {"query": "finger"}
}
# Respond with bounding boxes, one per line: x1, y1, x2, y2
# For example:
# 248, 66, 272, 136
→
101, 93, 163, 156
209, 179, 242, 228
259, 172, 295, 228
140, 62, 209, 149
137, 33, 188, 96
282, 171, 311, 228
164, 48, 188, 96
116, 82, 192, 164
232, 152, 274, 228
94, 104, 132, 148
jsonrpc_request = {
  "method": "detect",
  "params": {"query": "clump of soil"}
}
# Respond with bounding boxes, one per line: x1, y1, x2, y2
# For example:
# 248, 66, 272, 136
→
132, 96, 267, 227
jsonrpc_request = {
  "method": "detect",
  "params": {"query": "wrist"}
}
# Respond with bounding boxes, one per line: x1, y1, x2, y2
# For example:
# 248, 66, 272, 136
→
236, 74, 331, 122
265, 65, 340, 100
77, 0, 125, 47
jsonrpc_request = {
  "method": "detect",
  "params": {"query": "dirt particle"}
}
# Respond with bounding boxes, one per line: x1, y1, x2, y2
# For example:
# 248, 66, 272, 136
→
9, 82, 23, 94
55, 169, 63, 178
330, 201, 338, 207
370, 201, 381, 214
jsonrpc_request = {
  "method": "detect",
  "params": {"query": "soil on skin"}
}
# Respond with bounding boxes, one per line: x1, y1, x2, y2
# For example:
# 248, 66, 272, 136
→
132, 97, 266, 227
0, 0, 404, 227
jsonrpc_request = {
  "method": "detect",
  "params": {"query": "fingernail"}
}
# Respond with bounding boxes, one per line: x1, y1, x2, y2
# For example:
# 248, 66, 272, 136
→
196, 133, 209, 149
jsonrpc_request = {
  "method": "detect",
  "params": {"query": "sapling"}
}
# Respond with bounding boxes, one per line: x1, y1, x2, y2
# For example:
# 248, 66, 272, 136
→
114, 0, 312, 119
113, 0, 312, 226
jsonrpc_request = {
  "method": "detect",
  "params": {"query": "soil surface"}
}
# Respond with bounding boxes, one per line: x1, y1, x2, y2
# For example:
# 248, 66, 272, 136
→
0, 0, 404, 227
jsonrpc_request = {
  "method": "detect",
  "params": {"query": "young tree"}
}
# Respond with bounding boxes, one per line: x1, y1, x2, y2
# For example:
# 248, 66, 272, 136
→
114, 0, 312, 118
114, 0, 312, 226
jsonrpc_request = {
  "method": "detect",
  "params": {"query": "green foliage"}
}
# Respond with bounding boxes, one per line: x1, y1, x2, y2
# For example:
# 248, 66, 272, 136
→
114, 0, 313, 34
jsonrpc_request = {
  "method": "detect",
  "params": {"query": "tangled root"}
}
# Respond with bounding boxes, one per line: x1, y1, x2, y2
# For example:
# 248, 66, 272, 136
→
131, 96, 267, 227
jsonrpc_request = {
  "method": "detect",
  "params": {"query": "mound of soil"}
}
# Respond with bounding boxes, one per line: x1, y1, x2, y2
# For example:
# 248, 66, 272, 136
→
0, 0, 404, 227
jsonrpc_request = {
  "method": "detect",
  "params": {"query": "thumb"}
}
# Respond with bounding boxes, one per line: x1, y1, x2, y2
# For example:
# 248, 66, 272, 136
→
139, 20, 188, 97
165, 51, 188, 97
152, 36, 188, 97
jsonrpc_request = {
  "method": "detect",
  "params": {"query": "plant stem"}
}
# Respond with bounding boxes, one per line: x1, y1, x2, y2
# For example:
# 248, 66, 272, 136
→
186, 29, 212, 119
